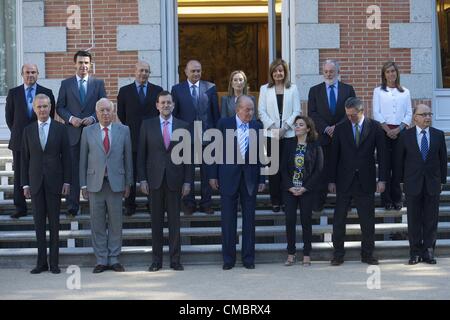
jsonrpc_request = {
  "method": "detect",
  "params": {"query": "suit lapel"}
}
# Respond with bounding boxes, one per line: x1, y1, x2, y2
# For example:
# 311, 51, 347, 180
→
183, 81, 196, 110
319, 83, 333, 121
84, 77, 95, 109
359, 118, 370, 146
344, 120, 357, 148
31, 122, 43, 153
43, 120, 55, 153
94, 124, 106, 154
70, 76, 82, 106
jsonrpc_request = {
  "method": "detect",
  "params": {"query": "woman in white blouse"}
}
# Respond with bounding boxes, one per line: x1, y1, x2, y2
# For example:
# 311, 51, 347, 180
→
373, 61, 412, 211
258, 59, 301, 212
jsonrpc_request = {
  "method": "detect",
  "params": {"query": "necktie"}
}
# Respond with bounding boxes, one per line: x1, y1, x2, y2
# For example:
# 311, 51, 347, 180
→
79, 79, 86, 104
329, 84, 336, 115
354, 124, 360, 146
103, 127, 110, 154
420, 130, 428, 161
138, 84, 146, 105
163, 121, 170, 150
239, 123, 249, 158
39, 122, 47, 151
191, 85, 198, 106
26, 87, 34, 118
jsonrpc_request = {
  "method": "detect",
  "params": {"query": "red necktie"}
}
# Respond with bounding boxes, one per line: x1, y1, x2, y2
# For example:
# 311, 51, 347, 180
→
103, 127, 110, 153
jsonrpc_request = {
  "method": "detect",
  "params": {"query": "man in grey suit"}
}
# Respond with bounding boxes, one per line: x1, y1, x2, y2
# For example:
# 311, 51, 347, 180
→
57, 50, 107, 218
79, 98, 133, 273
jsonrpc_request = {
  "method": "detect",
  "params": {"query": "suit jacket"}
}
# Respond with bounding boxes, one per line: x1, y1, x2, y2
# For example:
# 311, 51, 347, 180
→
258, 83, 301, 138
117, 81, 163, 152
221, 95, 257, 119
209, 116, 265, 196
21, 120, 71, 195
396, 127, 447, 196
6, 84, 55, 151
56, 75, 107, 146
136, 116, 192, 191
79, 123, 133, 193
329, 118, 387, 194
308, 81, 356, 146
171, 80, 219, 140
281, 139, 323, 192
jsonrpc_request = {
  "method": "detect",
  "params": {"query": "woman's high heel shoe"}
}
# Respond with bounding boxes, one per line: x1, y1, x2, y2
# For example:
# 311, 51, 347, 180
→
284, 254, 296, 266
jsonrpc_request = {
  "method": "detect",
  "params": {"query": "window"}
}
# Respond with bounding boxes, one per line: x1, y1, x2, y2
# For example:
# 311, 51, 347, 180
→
436, 0, 450, 88
0, 0, 17, 96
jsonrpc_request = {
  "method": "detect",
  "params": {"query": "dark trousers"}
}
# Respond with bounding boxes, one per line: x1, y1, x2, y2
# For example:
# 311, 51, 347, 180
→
313, 143, 331, 211
31, 186, 61, 268
381, 134, 402, 205
333, 174, 375, 259
267, 137, 289, 206
220, 174, 256, 266
125, 151, 149, 210
284, 190, 313, 256
150, 174, 181, 265
12, 150, 27, 214
183, 144, 212, 209
68, 142, 80, 213
406, 188, 439, 257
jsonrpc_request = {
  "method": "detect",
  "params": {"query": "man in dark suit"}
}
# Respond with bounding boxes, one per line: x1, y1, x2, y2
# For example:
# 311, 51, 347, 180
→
21, 94, 71, 274
171, 60, 220, 215
328, 97, 386, 266
209, 96, 265, 270
56, 50, 107, 217
396, 104, 447, 265
5, 63, 55, 219
137, 91, 192, 272
308, 59, 356, 212
117, 61, 163, 216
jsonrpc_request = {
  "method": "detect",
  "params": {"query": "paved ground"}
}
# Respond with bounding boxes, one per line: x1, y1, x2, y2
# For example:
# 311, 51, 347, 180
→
0, 258, 449, 300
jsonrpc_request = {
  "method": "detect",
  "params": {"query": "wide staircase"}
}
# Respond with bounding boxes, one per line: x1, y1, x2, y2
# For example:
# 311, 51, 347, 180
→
1, 142, 450, 267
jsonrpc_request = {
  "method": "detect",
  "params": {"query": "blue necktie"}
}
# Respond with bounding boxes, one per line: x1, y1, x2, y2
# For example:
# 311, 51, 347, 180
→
26, 87, 34, 118
138, 84, 146, 105
420, 130, 428, 161
79, 79, 86, 104
329, 84, 336, 115
191, 85, 198, 106
239, 123, 249, 158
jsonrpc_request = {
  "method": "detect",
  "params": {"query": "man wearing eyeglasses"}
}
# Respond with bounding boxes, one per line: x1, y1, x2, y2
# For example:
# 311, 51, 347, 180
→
396, 104, 447, 265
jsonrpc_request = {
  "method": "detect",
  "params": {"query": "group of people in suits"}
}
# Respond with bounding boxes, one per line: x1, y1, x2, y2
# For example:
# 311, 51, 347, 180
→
5, 51, 447, 273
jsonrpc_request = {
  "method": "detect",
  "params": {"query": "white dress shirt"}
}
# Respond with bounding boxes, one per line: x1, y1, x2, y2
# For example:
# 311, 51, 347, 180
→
372, 86, 412, 126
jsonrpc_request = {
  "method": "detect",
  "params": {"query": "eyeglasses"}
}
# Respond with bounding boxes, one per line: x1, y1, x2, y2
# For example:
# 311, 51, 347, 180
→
415, 113, 433, 117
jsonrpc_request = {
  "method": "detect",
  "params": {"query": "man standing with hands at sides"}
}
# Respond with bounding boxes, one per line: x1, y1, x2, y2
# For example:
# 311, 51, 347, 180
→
79, 98, 133, 274
328, 97, 386, 266
396, 104, 447, 265
57, 50, 107, 218
308, 60, 355, 213
209, 96, 265, 270
117, 61, 163, 216
21, 94, 71, 274
137, 91, 192, 272
6, 63, 56, 219
171, 60, 220, 215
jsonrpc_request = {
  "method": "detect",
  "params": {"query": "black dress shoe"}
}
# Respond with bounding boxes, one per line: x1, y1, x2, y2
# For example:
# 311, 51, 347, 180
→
148, 262, 162, 272
50, 267, 61, 274
222, 264, 234, 270
330, 257, 344, 266
30, 265, 49, 274
124, 207, 135, 216
422, 248, 437, 264
170, 263, 184, 271
272, 205, 281, 213
384, 203, 394, 210
393, 202, 403, 211
110, 263, 125, 272
200, 206, 214, 215
184, 206, 196, 216
67, 209, 78, 219
93, 264, 108, 273
243, 263, 255, 269
408, 256, 422, 265
10, 211, 27, 219
361, 256, 379, 265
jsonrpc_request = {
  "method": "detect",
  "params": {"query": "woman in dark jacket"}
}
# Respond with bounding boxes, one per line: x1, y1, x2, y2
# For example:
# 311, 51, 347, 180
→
281, 115, 323, 266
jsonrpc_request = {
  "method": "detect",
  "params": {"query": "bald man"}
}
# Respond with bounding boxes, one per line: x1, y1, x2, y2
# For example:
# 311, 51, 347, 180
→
6, 63, 56, 219
396, 104, 447, 265
117, 61, 163, 216
171, 60, 220, 215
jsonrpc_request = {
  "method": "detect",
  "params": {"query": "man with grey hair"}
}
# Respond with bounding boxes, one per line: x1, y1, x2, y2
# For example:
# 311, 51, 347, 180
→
117, 61, 163, 216
79, 98, 133, 273
308, 59, 355, 212
6, 63, 56, 219
328, 97, 386, 266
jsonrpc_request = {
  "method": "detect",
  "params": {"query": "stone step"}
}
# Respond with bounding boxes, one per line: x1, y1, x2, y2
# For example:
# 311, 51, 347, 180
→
1, 222, 449, 242
1, 239, 450, 267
